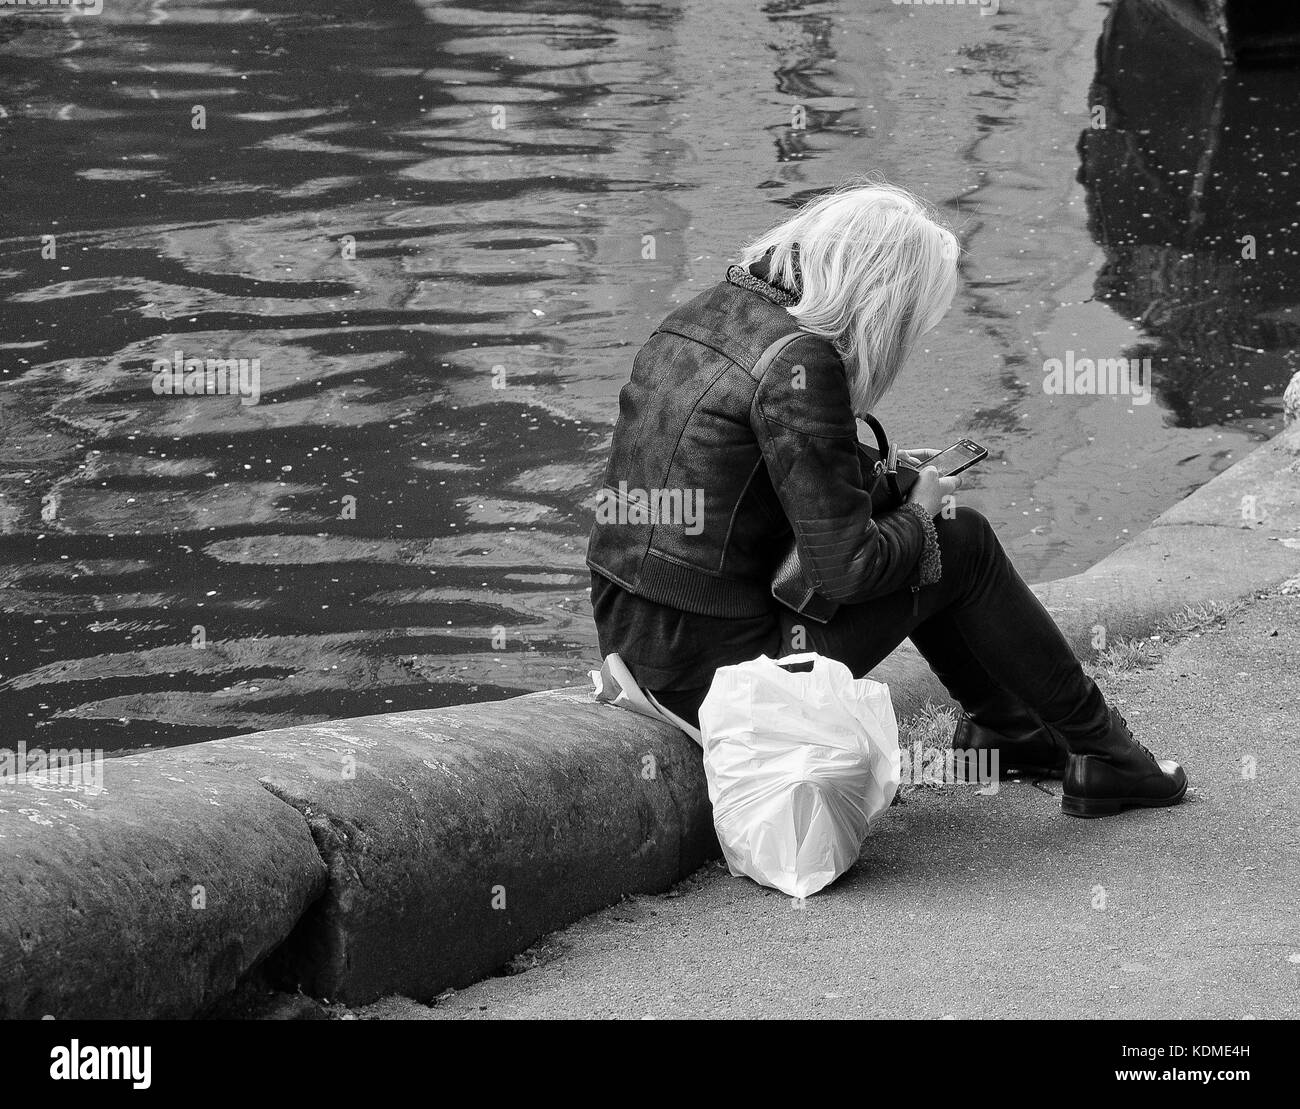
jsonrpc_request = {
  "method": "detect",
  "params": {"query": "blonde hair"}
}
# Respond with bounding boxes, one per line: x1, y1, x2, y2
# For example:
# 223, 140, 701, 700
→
738, 179, 959, 416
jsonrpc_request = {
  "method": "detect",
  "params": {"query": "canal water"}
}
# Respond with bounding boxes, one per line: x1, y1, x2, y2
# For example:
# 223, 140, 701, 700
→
1, 0, 1296, 752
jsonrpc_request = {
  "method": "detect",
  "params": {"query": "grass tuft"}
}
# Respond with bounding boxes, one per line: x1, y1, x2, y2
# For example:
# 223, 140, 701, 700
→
1087, 600, 1247, 680
894, 702, 961, 801
1156, 600, 1246, 639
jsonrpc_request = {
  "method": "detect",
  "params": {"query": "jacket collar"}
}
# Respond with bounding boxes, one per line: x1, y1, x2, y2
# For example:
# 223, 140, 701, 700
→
726, 245, 802, 306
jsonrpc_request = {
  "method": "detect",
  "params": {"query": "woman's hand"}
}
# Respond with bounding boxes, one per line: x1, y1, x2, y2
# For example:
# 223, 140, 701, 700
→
906, 465, 962, 517
898, 447, 941, 469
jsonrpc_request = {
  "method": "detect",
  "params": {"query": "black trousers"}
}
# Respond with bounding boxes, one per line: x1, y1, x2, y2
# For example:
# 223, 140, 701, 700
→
651, 506, 1109, 741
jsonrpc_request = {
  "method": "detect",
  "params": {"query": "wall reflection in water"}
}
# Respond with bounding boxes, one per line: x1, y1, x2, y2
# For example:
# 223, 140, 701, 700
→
1077, 0, 1300, 427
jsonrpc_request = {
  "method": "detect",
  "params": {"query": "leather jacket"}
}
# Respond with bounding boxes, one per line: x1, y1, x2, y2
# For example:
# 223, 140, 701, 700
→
585, 269, 928, 618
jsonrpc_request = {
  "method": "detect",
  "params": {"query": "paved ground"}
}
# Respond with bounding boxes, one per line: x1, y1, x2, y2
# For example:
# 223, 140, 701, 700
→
354, 588, 1300, 1020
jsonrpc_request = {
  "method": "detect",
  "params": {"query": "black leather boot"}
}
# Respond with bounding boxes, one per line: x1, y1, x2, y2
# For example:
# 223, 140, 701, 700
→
952, 696, 1069, 778
1061, 706, 1187, 817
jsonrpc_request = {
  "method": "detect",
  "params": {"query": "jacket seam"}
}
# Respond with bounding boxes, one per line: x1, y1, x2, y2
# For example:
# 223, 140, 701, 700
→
718, 454, 770, 572
587, 560, 637, 592
757, 411, 858, 439
640, 545, 752, 582
656, 322, 752, 370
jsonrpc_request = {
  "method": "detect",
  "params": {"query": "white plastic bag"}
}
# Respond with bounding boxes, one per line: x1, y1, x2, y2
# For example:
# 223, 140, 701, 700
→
589, 652, 703, 747
698, 652, 901, 899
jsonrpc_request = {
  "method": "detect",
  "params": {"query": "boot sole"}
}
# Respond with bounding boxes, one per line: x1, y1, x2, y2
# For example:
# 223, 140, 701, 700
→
1061, 780, 1188, 818
1003, 764, 1067, 780
951, 749, 1067, 780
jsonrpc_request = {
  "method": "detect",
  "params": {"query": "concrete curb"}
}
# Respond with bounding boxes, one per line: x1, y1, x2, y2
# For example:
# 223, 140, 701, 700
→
0, 750, 326, 1019
2, 426, 1297, 1016
175, 691, 715, 1004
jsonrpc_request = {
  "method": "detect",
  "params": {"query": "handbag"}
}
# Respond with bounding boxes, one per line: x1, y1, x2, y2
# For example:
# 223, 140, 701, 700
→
748, 332, 919, 625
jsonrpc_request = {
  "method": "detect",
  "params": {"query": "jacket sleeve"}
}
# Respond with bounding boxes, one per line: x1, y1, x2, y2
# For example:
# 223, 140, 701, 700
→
750, 334, 928, 603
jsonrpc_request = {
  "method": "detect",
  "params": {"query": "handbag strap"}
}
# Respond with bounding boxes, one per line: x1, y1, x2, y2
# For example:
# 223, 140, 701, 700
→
859, 411, 905, 503
860, 412, 890, 459
746, 330, 807, 382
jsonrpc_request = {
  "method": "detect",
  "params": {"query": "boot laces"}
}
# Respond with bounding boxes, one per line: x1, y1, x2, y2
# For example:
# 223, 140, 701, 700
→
1116, 710, 1156, 763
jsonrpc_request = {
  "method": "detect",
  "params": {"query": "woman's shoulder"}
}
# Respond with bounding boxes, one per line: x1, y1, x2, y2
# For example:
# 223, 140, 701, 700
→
651, 277, 843, 383
749, 330, 854, 436
753, 329, 845, 384
783, 329, 843, 365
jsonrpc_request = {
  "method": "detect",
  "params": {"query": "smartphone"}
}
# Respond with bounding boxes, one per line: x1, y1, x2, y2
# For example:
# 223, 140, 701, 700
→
902, 438, 987, 478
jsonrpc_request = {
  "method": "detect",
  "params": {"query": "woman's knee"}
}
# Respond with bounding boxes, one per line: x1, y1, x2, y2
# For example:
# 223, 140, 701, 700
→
934, 505, 996, 557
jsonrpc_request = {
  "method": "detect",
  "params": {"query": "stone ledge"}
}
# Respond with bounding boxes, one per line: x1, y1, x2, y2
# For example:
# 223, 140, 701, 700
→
0, 754, 326, 1019
164, 687, 715, 1005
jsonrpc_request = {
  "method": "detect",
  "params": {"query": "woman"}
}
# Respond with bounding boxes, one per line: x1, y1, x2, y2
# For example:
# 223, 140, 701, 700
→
586, 180, 1186, 818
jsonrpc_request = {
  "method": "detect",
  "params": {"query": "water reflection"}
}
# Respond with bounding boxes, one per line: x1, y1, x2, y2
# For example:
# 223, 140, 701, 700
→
1077, 0, 1300, 427
1, 0, 672, 750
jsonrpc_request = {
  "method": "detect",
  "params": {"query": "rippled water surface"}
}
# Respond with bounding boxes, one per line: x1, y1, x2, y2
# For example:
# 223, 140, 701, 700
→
2, 0, 1296, 752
